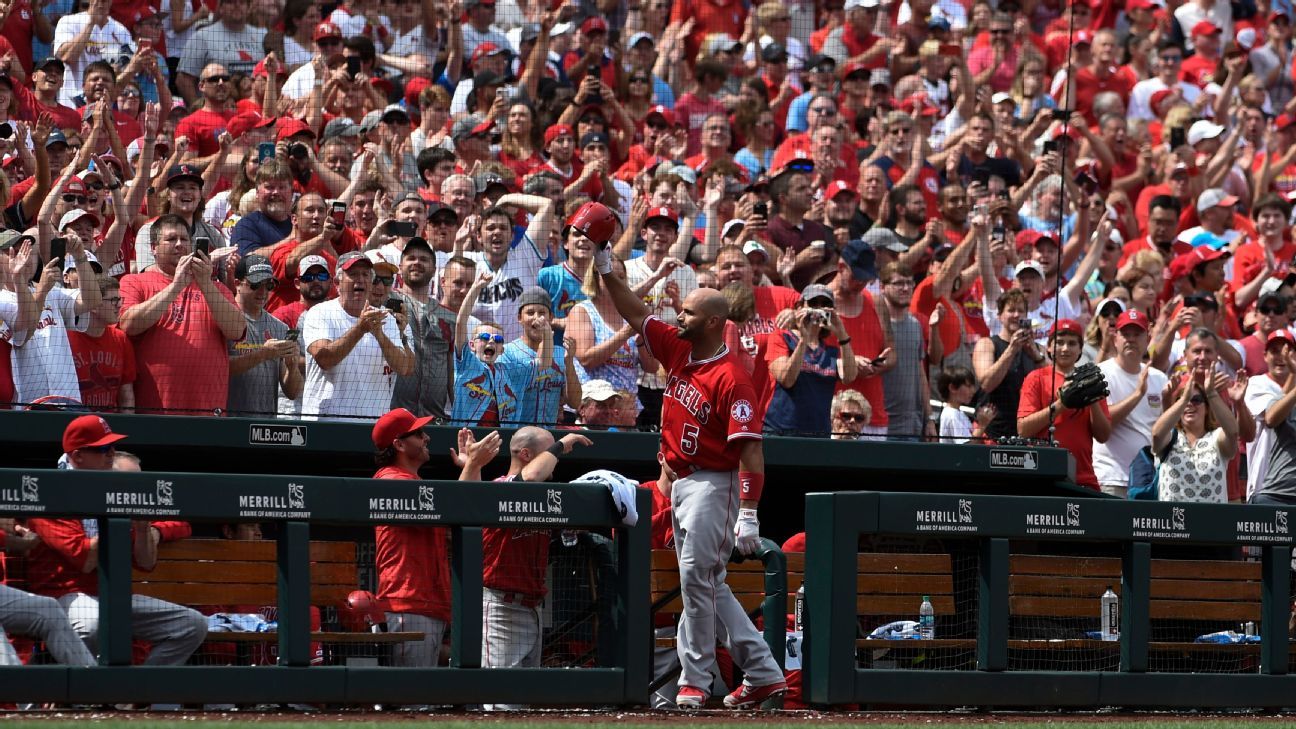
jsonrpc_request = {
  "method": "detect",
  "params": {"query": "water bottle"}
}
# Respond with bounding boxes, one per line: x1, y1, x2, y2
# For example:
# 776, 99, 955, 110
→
1100, 586, 1119, 641
918, 595, 935, 639
794, 584, 805, 631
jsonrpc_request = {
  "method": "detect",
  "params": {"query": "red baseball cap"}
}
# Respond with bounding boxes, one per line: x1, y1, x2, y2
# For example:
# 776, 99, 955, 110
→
276, 117, 315, 142
580, 16, 608, 35
1115, 309, 1149, 332
1267, 330, 1296, 349
469, 42, 508, 67
63, 176, 86, 196
1148, 89, 1176, 115
1278, 114, 1296, 131
314, 21, 342, 41
1126, 0, 1155, 10
826, 180, 857, 199
644, 206, 678, 226
1073, 29, 1094, 45
1192, 20, 1222, 36
63, 415, 128, 453
645, 104, 677, 127
1271, 10, 1291, 22
1049, 319, 1084, 340
1015, 229, 1057, 251
227, 111, 275, 139
371, 408, 435, 449
544, 123, 574, 146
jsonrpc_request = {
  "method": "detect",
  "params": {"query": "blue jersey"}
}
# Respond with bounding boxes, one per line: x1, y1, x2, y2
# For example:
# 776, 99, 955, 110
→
500, 339, 566, 426
537, 264, 588, 320
450, 345, 525, 426
763, 330, 840, 436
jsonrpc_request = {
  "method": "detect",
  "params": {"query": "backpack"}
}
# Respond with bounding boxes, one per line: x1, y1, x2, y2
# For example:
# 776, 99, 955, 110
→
1127, 430, 1177, 501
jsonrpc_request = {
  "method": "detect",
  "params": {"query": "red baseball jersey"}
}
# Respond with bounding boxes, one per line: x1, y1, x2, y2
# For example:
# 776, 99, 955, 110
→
482, 474, 550, 599
373, 465, 451, 621
642, 316, 763, 474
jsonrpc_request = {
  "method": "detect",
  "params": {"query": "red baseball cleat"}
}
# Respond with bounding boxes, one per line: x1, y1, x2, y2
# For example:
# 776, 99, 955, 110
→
722, 680, 787, 709
675, 685, 707, 709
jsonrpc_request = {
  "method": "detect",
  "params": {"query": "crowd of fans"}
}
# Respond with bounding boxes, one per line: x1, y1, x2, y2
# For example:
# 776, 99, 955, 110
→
4, 0, 1296, 502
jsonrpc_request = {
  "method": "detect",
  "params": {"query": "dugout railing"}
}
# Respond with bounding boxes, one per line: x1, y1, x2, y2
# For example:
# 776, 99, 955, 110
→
803, 491, 1296, 708
0, 467, 651, 706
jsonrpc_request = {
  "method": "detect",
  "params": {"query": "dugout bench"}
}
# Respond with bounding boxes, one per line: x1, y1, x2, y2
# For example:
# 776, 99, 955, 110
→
132, 539, 423, 664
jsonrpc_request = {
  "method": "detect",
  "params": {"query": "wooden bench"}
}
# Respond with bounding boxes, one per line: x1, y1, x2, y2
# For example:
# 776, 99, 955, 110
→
649, 549, 778, 648
132, 539, 423, 659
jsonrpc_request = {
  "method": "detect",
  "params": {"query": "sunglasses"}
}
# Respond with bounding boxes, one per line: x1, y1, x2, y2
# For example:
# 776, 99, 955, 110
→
809, 107, 836, 116
1259, 305, 1286, 315
246, 280, 275, 290
476, 332, 505, 343
118, 89, 141, 98
80, 444, 116, 454
62, 194, 87, 204
646, 121, 669, 130
1188, 394, 1206, 405
299, 272, 330, 282
373, 275, 394, 286
84, 180, 105, 190
837, 412, 866, 423
784, 160, 814, 173
202, 74, 230, 84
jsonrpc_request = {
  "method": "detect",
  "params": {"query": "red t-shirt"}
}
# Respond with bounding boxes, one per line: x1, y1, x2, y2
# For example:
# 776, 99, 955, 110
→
643, 315, 763, 473
1, 0, 36, 72
373, 465, 451, 621
25, 519, 153, 596
1017, 366, 1109, 490
737, 285, 800, 339
13, 82, 80, 131
1231, 238, 1296, 292
670, 0, 745, 61
1179, 54, 1218, 87
639, 480, 673, 550
910, 278, 966, 365
836, 291, 889, 429
272, 299, 313, 329
119, 270, 237, 415
0, 338, 13, 408
482, 474, 551, 598
174, 107, 237, 157
67, 325, 137, 410
1069, 66, 1136, 125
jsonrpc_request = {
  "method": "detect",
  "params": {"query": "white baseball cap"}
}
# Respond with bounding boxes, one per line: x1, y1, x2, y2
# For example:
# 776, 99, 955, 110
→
721, 219, 746, 238
1187, 120, 1225, 146
59, 209, 100, 230
1014, 260, 1045, 278
742, 240, 769, 261
298, 254, 330, 276
991, 92, 1014, 105
582, 379, 620, 402
63, 250, 100, 271
844, 0, 881, 9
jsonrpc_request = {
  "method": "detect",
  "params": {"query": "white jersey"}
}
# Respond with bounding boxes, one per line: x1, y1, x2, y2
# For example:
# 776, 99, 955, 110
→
1092, 360, 1168, 487
1245, 373, 1286, 500
52, 13, 133, 106
301, 299, 410, 419
467, 232, 546, 342
10, 287, 87, 404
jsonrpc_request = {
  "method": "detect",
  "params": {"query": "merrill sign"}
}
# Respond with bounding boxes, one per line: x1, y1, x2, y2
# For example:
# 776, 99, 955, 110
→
915, 499, 977, 532
498, 488, 570, 524
238, 483, 310, 518
368, 485, 441, 521
0, 475, 46, 513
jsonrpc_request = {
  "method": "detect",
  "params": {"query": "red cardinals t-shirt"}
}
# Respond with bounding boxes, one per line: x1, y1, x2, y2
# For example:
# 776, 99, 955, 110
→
373, 465, 451, 621
643, 315, 763, 474
67, 325, 137, 410
175, 108, 237, 157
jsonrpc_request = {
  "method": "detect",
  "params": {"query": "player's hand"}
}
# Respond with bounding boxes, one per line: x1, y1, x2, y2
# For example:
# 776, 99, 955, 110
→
734, 508, 761, 555
557, 433, 592, 453
464, 429, 501, 467
593, 240, 614, 275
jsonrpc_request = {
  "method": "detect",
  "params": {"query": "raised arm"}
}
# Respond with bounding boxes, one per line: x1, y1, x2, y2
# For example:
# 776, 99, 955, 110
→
595, 244, 651, 333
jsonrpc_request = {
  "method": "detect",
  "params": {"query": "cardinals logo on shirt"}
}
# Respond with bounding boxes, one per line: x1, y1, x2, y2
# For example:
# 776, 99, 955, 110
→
465, 373, 490, 399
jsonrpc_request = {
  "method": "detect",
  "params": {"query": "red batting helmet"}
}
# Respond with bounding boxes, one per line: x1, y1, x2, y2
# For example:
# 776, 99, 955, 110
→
567, 201, 618, 245
338, 590, 388, 632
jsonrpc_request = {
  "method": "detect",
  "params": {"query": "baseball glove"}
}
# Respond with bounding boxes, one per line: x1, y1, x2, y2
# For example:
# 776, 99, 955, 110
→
1059, 362, 1109, 409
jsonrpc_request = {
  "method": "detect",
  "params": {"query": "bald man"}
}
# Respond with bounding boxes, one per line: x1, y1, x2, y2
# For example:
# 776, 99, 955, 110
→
595, 242, 786, 709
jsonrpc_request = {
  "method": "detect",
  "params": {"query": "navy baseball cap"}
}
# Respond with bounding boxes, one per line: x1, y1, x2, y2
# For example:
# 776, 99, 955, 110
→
840, 238, 878, 282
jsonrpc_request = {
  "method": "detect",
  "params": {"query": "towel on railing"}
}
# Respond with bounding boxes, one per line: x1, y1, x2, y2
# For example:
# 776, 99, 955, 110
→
207, 613, 278, 633
868, 620, 923, 640
1194, 631, 1260, 644
573, 469, 640, 526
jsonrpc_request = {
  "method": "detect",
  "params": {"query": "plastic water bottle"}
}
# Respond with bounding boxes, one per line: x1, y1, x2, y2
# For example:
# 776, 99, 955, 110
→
1101, 586, 1119, 641
794, 584, 805, 631
918, 595, 935, 639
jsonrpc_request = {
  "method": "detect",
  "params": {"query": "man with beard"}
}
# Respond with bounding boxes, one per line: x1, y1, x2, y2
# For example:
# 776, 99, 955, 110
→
227, 254, 302, 416
264, 192, 354, 311
232, 159, 295, 256
831, 238, 892, 439
302, 251, 413, 419
870, 112, 942, 213
272, 255, 332, 330
463, 194, 557, 342
390, 237, 456, 418
174, 63, 237, 161
766, 171, 831, 290
878, 261, 932, 440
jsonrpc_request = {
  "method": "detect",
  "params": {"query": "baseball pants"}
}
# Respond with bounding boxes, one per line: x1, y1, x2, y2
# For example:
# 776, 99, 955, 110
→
672, 469, 783, 693
0, 583, 95, 666
385, 612, 446, 667
481, 588, 543, 711
59, 592, 207, 665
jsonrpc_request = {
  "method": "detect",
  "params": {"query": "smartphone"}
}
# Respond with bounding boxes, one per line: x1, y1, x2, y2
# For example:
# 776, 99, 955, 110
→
345, 56, 362, 79
1075, 171, 1098, 195
49, 236, 66, 267
330, 200, 347, 227
386, 220, 418, 237
753, 202, 768, 217
139, 38, 152, 52
1169, 126, 1187, 149
1042, 140, 1058, 154
257, 141, 275, 163
939, 43, 961, 57
1051, 108, 1071, 121
285, 329, 300, 342
194, 235, 210, 255
1017, 318, 1031, 331
384, 297, 403, 314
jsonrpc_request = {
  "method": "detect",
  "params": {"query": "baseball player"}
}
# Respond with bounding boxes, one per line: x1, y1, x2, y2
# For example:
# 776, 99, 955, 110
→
25, 415, 207, 664
481, 426, 591, 710
370, 408, 501, 667
578, 201, 787, 709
